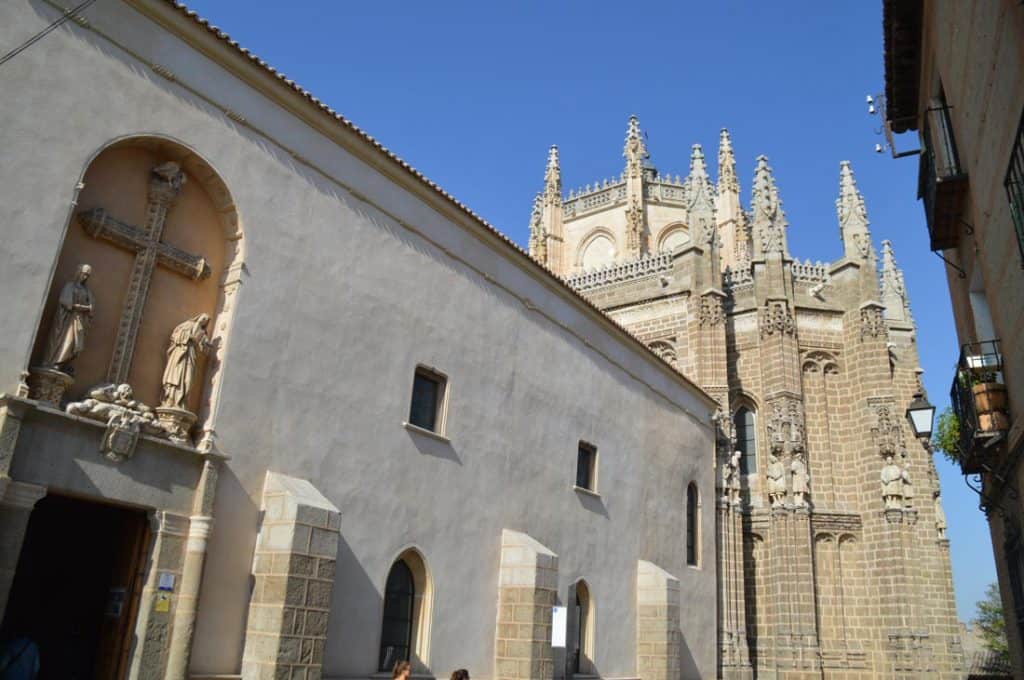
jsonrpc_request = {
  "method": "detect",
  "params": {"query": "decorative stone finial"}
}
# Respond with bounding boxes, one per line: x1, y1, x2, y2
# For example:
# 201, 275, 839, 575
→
751, 155, 787, 256
717, 128, 739, 194
880, 240, 911, 322
543, 144, 562, 206
686, 144, 716, 238
836, 160, 873, 260
623, 115, 649, 178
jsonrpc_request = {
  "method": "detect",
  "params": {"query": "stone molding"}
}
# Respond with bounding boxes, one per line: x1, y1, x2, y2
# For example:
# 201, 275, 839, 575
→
759, 300, 796, 338
0, 481, 46, 509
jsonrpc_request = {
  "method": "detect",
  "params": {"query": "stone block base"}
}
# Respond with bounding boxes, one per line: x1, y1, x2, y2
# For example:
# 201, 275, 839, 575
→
241, 472, 340, 680
493, 529, 558, 680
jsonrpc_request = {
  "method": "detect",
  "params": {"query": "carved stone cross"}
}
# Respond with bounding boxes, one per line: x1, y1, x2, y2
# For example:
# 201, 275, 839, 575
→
77, 162, 210, 384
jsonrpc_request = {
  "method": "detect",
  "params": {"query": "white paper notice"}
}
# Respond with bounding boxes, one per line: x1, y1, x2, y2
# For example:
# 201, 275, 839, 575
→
551, 606, 567, 647
158, 572, 175, 591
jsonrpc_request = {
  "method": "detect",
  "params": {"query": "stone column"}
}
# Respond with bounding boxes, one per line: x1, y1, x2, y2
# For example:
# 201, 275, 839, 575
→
493, 529, 558, 680
636, 560, 680, 680
717, 500, 751, 678
0, 480, 46, 621
165, 459, 220, 679
241, 472, 341, 680
129, 511, 190, 680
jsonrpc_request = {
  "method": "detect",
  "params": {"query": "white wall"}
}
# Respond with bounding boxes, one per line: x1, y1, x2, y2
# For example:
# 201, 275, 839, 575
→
0, 2, 718, 677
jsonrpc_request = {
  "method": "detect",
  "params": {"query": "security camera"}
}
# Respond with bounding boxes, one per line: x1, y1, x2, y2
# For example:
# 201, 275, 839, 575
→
875, 143, 884, 154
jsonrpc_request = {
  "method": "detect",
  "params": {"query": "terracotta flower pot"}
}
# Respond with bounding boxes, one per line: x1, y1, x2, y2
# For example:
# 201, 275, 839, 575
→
972, 382, 1008, 413
979, 410, 1010, 432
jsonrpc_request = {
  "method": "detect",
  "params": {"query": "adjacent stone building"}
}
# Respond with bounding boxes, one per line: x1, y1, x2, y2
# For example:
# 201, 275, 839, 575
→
0, 1, 717, 678
883, 0, 1024, 676
530, 116, 964, 677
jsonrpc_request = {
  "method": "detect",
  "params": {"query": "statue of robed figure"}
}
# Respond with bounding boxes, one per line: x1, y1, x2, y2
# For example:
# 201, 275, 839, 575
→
160, 313, 212, 411
43, 263, 94, 372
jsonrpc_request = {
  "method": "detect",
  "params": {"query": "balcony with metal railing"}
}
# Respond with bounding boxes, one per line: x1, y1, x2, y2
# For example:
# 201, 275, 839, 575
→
919, 103, 968, 251
950, 339, 1009, 474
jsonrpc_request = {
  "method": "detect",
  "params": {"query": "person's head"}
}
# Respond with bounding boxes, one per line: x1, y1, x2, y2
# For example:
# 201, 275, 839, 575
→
450, 670, 470, 680
392, 661, 411, 679
76, 263, 92, 282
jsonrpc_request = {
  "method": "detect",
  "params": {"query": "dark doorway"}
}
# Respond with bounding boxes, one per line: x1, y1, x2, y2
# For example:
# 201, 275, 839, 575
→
1, 494, 149, 679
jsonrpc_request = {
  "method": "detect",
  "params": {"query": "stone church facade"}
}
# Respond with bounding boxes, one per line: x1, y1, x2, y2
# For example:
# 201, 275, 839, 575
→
0, 2, 723, 679
530, 118, 964, 678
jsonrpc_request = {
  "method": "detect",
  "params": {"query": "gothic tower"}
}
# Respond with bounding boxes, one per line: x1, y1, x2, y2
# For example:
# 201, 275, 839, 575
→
531, 118, 964, 679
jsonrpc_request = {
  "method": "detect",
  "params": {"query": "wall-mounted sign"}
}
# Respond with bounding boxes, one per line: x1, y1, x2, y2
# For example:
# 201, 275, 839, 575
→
551, 606, 567, 647
158, 572, 175, 592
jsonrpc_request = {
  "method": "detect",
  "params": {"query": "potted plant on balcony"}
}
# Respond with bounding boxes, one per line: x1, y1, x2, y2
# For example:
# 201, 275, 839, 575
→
959, 370, 1010, 432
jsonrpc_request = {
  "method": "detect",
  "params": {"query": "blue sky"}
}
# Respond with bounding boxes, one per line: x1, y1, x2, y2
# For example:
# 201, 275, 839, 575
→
182, 0, 994, 620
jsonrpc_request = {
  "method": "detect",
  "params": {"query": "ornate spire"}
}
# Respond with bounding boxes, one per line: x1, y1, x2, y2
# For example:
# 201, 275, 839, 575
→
880, 240, 911, 322
836, 161, 873, 261
751, 155, 788, 257
623, 115, 649, 178
686, 144, 716, 245
536, 145, 564, 271
528, 191, 545, 261
544, 145, 561, 202
717, 128, 739, 194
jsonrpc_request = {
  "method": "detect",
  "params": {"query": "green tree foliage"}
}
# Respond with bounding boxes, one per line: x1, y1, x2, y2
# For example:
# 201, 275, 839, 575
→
932, 407, 961, 465
974, 582, 1010, 662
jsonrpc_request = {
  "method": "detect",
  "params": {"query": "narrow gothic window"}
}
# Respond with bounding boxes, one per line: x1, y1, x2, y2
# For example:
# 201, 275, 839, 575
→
571, 580, 593, 674
734, 407, 757, 474
409, 366, 446, 433
576, 442, 598, 491
686, 483, 699, 566
379, 559, 415, 671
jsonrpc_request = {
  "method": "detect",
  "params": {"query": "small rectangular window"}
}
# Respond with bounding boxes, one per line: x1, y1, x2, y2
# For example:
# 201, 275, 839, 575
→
408, 367, 446, 433
576, 442, 597, 491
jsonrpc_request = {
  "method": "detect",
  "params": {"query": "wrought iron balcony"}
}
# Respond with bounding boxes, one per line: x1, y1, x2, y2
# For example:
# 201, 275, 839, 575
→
919, 104, 968, 251
950, 339, 1008, 474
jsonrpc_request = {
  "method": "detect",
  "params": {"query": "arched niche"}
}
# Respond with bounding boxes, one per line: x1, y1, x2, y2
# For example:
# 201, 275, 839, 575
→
577, 229, 617, 270
657, 223, 690, 252
30, 135, 244, 430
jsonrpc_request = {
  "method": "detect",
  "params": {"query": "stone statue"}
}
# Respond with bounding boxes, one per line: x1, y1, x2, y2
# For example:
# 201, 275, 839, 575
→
767, 451, 787, 508
66, 383, 167, 461
902, 460, 915, 508
934, 493, 947, 538
42, 264, 94, 372
880, 452, 908, 510
790, 451, 810, 508
160, 313, 212, 410
721, 450, 742, 505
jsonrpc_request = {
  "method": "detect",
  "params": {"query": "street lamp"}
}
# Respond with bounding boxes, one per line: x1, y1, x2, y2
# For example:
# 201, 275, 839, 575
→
906, 392, 936, 439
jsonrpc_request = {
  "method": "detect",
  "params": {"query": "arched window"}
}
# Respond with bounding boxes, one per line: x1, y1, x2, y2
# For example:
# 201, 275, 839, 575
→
570, 580, 594, 675
378, 550, 432, 673
379, 560, 414, 671
733, 406, 757, 474
657, 224, 690, 252
579, 231, 617, 270
686, 483, 699, 566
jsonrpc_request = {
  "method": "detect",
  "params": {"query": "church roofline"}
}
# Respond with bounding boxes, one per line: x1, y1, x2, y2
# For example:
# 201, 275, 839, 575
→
133, 0, 718, 414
